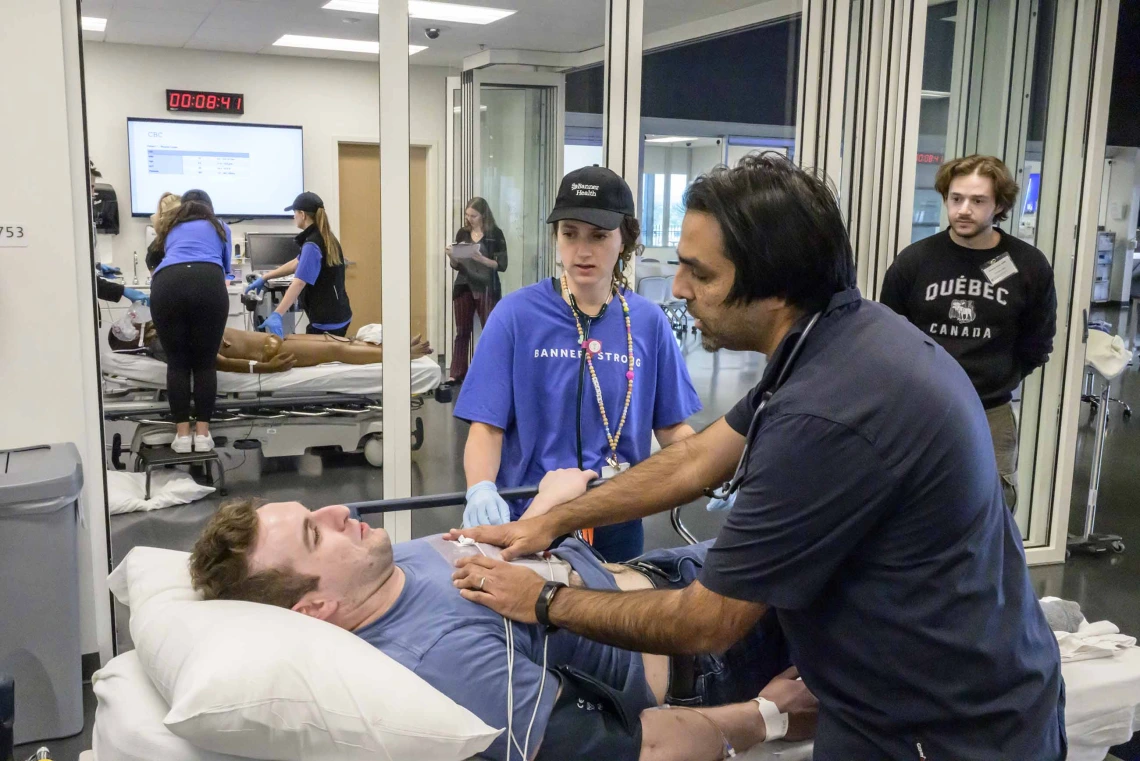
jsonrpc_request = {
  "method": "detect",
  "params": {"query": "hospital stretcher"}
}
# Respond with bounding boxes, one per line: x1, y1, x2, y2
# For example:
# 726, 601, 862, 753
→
101, 344, 444, 469
85, 489, 1140, 761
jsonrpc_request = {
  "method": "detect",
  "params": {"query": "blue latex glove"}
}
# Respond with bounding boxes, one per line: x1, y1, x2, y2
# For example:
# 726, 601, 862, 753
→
245, 277, 267, 294
97, 263, 121, 277
261, 312, 285, 337
462, 481, 511, 528
123, 288, 149, 306
706, 491, 738, 512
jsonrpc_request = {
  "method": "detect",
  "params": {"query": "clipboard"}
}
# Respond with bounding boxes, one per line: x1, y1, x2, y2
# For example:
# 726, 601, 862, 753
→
450, 242, 481, 260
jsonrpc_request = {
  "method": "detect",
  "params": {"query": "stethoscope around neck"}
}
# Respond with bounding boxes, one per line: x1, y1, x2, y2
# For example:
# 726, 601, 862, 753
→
704, 310, 823, 501
564, 279, 615, 470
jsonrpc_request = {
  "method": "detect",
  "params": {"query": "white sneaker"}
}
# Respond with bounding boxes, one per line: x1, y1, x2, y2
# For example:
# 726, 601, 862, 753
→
171, 435, 193, 454
194, 433, 215, 452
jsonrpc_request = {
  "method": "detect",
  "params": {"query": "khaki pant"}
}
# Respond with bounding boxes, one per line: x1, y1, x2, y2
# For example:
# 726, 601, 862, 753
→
986, 402, 1019, 513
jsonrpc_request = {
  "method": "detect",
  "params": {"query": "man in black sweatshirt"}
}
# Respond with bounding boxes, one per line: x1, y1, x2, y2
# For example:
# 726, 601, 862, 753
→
880, 155, 1056, 512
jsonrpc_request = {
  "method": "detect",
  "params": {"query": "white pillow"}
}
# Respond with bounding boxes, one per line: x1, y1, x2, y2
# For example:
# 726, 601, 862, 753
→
106, 470, 215, 515
93, 650, 247, 761
109, 547, 500, 761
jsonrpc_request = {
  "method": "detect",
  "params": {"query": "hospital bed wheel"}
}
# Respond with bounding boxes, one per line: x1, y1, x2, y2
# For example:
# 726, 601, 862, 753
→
1112, 540, 1126, 553
364, 435, 384, 468
1124, 407, 1132, 421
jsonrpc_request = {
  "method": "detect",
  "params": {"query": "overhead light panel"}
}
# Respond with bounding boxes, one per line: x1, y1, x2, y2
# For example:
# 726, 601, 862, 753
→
274, 34, 426, 55
323, 0, 516, 25
82, 16, 107, 32
645, 136, 700, 144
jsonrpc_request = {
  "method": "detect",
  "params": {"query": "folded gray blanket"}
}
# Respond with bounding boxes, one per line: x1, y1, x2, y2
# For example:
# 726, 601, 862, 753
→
1040, 598, 1084, 633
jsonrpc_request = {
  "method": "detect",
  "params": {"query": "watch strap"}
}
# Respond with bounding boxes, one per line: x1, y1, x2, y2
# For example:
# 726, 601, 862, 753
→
535, 580, 566, 631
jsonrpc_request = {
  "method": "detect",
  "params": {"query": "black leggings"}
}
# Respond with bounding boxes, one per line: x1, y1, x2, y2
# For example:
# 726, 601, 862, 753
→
150, 263, 229, 424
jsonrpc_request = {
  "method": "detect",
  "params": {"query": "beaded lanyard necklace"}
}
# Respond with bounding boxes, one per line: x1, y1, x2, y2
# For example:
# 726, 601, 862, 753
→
561, 273, 635, 471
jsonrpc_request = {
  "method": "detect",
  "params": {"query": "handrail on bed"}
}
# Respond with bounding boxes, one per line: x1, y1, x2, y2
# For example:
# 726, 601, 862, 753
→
348, 481, 701, 547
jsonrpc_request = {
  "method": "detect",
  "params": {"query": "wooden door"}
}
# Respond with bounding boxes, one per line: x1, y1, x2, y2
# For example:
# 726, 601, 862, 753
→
337, 143, 429, 337
338, 143, 382, 334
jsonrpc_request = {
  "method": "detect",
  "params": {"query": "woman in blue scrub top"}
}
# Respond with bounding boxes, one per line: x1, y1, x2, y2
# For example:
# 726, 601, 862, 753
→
148, 189, 233, 454
246, 192, 353, 337
454, 166, 702, 562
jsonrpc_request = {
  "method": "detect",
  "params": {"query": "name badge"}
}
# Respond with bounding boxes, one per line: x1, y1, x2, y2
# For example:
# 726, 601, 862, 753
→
981, 253, 1018, 286
601, 462, 630, 480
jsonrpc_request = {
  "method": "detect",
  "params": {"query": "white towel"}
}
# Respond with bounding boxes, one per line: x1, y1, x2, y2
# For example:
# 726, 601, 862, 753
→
1055, 619, 1137, 662
1086, 329, 1133, 380
355, 323, 383, 345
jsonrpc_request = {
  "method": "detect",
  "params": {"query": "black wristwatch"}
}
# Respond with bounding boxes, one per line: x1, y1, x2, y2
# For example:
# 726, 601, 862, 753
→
535, 580, 567, 631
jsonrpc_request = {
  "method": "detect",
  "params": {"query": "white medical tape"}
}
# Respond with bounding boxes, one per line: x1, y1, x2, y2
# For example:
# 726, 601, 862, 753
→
754, 697, 788, 742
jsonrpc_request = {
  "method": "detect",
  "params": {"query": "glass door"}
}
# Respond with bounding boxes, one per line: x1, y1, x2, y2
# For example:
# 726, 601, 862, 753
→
473, 71, 564, 295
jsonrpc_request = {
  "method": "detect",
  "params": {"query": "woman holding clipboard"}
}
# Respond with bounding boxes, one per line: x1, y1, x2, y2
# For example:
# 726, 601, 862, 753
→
447, 197, 508, 383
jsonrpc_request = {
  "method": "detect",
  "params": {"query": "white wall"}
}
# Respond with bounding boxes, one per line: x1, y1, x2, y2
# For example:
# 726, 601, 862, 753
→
83, 42, 450, 279
1, 1, 112, 661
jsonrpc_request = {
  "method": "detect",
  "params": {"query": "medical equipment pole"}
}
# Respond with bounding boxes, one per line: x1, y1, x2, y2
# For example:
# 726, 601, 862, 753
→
1081, 381, 1111, 541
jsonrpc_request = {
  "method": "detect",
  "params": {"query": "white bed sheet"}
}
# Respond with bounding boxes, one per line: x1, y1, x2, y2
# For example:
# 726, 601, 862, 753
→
1063, 646, 1140, 761
88, 650, 1140, 761
101, 338, 441, 396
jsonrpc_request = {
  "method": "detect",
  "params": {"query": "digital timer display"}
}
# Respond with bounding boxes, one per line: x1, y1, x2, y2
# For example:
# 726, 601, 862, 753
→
166, 89, 244, 115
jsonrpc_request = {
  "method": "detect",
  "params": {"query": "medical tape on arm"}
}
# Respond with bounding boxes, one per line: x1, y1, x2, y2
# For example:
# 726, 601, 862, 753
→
752, 697, 788, 742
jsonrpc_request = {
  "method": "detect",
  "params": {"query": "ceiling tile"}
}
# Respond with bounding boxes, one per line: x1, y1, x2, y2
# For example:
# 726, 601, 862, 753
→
104, 20, 200, 46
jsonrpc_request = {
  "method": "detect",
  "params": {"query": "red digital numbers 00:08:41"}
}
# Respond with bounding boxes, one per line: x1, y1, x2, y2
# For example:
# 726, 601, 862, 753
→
166, 90, 244, 115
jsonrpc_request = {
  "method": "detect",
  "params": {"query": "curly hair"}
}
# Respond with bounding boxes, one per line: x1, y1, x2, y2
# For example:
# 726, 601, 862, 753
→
934, 155, 1020, 222
189, 498, 318, 609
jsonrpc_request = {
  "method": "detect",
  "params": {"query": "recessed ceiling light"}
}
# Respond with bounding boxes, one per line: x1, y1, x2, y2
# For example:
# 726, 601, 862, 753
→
274, 34, 426, 55
645, 136, 700, 144
323, 0, 515, 25
82, 16, 107, 32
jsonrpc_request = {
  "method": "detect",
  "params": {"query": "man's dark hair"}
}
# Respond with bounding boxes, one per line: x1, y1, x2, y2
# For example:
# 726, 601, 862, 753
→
683, 152, 856, 312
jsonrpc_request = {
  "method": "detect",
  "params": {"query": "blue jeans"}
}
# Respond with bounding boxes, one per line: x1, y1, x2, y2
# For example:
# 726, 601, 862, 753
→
629, 541, 791, 706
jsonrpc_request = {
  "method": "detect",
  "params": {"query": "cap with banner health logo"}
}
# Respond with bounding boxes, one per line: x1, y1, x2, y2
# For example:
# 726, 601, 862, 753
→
546, 165, 635, 231
285, 191, 325, 214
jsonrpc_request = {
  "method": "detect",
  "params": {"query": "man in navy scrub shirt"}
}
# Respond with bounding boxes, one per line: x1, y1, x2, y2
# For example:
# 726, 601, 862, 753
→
450, 154, 1066, 760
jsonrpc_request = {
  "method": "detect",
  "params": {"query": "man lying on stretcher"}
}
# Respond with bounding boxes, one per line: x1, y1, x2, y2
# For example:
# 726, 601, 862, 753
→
189, 469, 818, 761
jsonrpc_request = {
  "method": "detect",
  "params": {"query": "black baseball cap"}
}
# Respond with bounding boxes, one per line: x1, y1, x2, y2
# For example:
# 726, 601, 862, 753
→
546, 165, 635, 231
285, 191, 324, 214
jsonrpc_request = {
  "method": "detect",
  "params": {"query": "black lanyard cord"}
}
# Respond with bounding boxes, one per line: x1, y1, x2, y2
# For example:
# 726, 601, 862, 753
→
569, 295, 608, 471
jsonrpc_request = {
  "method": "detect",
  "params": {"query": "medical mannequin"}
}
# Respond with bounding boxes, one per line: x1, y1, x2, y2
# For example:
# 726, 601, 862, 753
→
109, 323, 431, 373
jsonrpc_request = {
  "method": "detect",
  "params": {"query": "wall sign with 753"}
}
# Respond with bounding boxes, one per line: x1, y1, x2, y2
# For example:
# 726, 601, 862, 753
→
0, 224, 28, 247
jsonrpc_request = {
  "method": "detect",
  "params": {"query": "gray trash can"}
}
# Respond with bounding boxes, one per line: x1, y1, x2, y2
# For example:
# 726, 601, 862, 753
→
0, 444, 84, 744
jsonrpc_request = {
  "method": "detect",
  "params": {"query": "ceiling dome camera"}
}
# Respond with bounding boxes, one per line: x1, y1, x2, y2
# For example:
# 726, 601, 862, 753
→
426, 27, 441, 39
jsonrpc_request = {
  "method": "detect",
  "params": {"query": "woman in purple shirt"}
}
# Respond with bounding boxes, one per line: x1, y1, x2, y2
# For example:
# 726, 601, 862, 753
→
148, 189, 233, 454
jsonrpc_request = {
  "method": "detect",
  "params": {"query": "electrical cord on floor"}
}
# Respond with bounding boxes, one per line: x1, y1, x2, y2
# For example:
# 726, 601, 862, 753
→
223, 372, 263, 475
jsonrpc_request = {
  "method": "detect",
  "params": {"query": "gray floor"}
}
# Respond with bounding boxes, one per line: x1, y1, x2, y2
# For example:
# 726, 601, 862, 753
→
22, 313, 1140, 761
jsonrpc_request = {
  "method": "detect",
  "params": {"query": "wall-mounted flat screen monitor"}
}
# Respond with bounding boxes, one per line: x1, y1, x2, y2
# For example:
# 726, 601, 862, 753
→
127, 117, 303, 218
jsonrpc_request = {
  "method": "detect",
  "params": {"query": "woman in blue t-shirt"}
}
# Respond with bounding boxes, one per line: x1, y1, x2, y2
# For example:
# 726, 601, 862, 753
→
453, 166, 702, 561
148, 189, 233, 454
245, 192, 353, 337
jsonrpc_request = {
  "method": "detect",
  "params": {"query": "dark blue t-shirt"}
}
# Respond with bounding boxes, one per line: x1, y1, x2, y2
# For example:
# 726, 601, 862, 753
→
354, 538, 655, 761
454, 279, 701, 518
700, 289, 1065, 760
